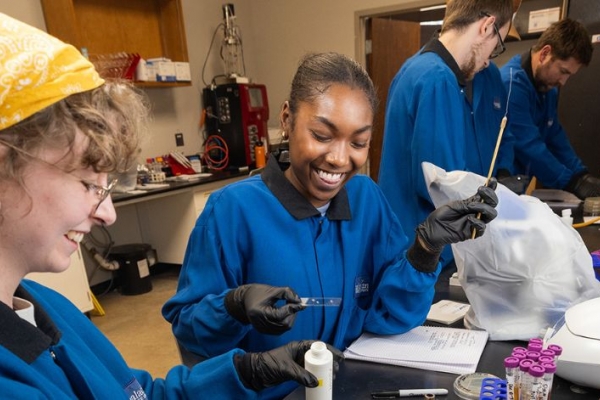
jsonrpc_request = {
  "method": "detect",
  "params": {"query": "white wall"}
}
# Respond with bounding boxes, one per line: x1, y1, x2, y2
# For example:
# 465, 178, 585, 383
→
0, 0, 436, 158
248, 0, 442, 126
0, 1, 44, 26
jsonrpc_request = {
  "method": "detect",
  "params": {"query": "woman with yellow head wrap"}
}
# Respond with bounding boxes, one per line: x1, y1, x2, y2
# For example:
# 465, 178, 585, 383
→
0, 12, 333, 398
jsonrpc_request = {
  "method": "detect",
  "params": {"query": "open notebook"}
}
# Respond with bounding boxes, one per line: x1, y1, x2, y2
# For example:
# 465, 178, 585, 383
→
344, 325, 488, 374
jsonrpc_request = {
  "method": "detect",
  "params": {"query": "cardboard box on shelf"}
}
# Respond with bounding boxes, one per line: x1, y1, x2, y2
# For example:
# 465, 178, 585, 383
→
174, 62, 191, 81
156, 61, 176, 82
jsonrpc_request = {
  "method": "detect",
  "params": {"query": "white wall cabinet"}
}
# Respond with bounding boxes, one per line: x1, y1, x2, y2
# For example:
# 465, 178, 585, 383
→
26, 246, 94, 313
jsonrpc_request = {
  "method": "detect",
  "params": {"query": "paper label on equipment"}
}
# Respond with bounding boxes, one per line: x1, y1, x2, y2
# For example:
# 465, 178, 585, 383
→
137, 259, 150, 278
528, 7, 560, 33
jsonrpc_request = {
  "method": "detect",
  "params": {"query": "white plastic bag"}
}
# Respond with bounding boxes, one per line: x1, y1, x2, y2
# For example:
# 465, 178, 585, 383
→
422, 162, 600, 340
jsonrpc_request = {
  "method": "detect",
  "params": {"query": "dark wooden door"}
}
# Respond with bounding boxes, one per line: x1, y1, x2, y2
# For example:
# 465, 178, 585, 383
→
367, 17, 421, 181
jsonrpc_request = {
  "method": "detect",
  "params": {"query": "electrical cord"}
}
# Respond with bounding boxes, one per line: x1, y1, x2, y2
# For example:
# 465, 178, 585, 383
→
202, 134, 229, 170
85, 225, 114, 259
89, 267, 116, 298
81, 225, 119, 286
235, 26, 246, 76
201, 22, 226, 86
201, 7, 247, 85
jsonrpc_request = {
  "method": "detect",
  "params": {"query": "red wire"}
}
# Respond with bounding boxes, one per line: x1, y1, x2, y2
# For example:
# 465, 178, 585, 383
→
203, 134, 229, 170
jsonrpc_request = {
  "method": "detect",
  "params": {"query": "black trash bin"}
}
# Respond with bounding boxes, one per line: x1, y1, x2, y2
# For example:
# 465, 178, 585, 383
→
110, 243, 154, 295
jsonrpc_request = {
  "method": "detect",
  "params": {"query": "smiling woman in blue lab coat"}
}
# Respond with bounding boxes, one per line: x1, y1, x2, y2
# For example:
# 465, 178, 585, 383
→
0, 13, 339, 399
163, 52, 499, 399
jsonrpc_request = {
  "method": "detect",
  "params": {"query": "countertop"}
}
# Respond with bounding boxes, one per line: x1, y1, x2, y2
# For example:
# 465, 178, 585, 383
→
111, 170, 249, 205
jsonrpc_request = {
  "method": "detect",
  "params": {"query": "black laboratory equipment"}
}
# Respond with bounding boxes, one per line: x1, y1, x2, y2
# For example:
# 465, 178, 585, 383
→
202, 83, 269, 170
109, 243, 157, 296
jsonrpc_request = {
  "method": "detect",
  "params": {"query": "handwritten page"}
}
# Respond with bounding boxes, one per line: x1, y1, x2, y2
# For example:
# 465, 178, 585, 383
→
344, 326, 488, 374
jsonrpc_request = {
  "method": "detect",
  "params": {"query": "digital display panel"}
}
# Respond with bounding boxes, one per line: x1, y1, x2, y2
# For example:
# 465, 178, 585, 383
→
249, 87, 263, 108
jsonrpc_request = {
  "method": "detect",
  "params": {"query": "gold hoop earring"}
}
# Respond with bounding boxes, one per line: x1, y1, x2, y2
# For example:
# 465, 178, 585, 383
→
281, 131, 288, 140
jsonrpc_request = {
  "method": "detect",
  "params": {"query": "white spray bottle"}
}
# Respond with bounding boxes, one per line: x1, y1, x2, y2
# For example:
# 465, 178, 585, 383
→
304, 341, 333, 400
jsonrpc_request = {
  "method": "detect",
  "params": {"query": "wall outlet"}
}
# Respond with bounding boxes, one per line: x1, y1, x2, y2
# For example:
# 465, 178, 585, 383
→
175, 132, 184, 147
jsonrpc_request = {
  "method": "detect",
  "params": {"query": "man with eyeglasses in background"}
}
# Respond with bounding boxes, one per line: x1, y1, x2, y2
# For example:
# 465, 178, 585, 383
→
496, 19, 599, 199
378, 0, 518, 269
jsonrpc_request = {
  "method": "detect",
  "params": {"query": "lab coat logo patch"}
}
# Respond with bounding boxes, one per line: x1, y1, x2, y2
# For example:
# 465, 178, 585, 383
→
493, 97, 502, 110
354, 276, 370, 298
124, 378, 148, 400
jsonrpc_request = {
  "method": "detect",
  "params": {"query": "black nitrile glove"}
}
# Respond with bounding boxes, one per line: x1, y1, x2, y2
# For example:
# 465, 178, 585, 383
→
234, 340, 345, 391
496, 169, 531, 195
225, 284, 305, 335
407, 179, 499, 272
565, 172, 600, 199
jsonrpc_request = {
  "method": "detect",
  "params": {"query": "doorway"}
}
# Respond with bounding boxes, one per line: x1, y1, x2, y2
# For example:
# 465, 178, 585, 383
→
355, 2, 445, 180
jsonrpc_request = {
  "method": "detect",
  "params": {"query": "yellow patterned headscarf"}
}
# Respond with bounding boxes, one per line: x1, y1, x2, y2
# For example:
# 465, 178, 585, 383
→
0, 13, 104, 130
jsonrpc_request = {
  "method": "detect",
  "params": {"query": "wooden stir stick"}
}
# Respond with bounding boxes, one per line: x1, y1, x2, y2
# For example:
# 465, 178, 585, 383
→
470, 67, 514, 239
471, 115, 507, 239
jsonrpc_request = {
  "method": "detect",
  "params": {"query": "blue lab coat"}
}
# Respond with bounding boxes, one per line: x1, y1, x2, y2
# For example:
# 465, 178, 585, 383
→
378, 39, 513, 267
163, 157, 441, 400
1, 280, 257, 399
500, 52, 586, 189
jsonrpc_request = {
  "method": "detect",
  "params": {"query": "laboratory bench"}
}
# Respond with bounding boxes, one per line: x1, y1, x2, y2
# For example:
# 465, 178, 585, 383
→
90, 170, 249, 282
111, 170, 248, 206
284, 223, 600, 400
284, 339, 600, 400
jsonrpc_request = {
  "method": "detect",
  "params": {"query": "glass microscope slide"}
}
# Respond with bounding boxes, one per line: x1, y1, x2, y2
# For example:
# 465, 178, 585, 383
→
300, 297, 342, 307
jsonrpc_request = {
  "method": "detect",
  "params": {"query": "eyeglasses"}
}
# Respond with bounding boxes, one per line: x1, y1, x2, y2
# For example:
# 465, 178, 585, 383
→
480, 12, 506, 59
0, 139, 118, 213
84, 178, 119, 213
